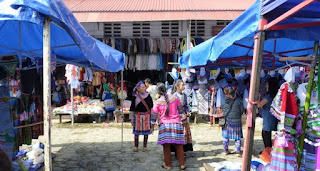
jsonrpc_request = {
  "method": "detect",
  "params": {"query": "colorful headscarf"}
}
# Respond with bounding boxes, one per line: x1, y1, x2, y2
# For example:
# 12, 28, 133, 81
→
132, 81, 144, 96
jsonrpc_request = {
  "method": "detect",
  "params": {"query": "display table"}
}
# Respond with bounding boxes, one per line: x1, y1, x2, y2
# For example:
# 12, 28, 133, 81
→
53, 98, 106, 124
55, 113, 103, 123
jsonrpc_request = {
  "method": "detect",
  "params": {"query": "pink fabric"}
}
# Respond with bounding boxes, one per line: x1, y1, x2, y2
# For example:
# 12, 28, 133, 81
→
152, 95, 182, 124
246, 98, 259, 128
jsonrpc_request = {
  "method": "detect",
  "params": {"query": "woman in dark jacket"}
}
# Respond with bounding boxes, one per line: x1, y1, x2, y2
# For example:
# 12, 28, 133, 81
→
221, 87, 244, 156
129, 81, 153, 152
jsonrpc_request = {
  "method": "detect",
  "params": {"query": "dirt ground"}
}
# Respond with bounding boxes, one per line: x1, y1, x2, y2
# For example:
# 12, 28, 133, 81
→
36, 115, 265, 171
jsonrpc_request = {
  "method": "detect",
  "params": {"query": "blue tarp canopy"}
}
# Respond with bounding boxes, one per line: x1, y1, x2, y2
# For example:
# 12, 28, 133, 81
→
0, 0, 125, 72
179, 0, 320, 69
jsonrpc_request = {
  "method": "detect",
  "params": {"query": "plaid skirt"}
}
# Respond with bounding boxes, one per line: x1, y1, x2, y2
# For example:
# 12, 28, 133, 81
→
222, 119, 243, 140
183, 122, 192, 144
300, 142, 316, 171
270, 136, 297, 171
133, 112, 151, 135
158, 123, 185, 145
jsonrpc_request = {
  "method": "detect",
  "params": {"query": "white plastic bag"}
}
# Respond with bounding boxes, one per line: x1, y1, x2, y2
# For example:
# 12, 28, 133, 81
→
26, 148, 44, 159
33, 153, 45, 165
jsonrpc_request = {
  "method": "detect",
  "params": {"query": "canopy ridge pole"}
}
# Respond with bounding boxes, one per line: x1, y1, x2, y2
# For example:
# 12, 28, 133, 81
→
43, 17, 52, 171
241, 18, 267, 171
297, 41, 319, 167
121, 70, 124, 148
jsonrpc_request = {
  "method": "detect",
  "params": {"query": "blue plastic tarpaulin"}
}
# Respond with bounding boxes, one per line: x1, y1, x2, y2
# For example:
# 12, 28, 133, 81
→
0, 0, 125, 72
179, 0, 320, 69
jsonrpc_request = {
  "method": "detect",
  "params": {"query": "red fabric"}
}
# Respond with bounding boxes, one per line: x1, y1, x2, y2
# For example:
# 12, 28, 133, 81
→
78, 67, 84, 81
281, 84, 298, 116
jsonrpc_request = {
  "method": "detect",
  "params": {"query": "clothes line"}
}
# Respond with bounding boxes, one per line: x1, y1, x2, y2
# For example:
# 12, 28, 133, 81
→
13, 121, 44, 129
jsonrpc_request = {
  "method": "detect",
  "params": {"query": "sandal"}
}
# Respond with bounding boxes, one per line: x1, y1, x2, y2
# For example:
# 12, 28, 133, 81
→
162, 164, 171, 170
180, 165, 187, 170
143, 147, 147, 152
133, 147, 138, 152
224, 151, 230, 155
237, 152, 242, 157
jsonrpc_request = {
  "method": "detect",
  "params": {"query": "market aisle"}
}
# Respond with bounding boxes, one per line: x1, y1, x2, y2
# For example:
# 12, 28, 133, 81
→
46, 116, 264, 171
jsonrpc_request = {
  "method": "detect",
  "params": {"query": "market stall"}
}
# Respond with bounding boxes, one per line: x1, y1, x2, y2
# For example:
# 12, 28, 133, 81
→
179, 0, 320, 170
53, 96, 106, 123
0, 0, 125, 170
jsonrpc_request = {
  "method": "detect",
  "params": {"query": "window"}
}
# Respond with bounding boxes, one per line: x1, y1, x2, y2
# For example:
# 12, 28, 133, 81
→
133, 22, 150, 37
161, 21, 179, 37
104, 23, 122, 37
191, 20, 205, 37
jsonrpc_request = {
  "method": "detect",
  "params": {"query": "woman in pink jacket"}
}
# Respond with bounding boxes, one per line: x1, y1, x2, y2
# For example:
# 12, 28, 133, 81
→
151, 83, 186, 170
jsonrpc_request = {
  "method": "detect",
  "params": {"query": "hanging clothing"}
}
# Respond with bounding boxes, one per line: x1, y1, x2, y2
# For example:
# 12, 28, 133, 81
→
197, 73, 210, 114
92, 72, 102, 86
270, 82, 299, 171
181, 71, 195, 109
0, 78, 15, 159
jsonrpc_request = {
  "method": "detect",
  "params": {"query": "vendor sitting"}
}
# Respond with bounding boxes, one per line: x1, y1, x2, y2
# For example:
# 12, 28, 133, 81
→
101, 76, 115, 101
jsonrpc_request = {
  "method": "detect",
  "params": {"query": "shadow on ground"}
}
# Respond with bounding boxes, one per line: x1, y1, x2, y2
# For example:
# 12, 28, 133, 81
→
50, 140, 239, 171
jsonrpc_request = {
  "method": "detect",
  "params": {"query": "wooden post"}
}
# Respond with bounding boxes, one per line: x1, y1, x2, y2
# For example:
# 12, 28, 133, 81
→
241, 31, 265, 171
43, 17, 52, 171
71, 88, 74, 125
121, 70, 124, 147
297, 41, 319, 167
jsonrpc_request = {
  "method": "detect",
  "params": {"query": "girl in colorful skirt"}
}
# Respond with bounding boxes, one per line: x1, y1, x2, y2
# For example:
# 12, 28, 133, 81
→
221, 87, 244, 156
129, 81, 153, 152
151, 83, 186, 170
172, 80, 193, 152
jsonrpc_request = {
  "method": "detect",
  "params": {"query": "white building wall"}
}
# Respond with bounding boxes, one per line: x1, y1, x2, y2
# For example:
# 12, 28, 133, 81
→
80, 20, 228, 39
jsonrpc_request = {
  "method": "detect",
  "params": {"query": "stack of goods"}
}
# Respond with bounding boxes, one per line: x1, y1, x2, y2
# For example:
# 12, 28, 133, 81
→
12, 142, 55, 171
53, 96, 106, 116
122, 100, 132, 113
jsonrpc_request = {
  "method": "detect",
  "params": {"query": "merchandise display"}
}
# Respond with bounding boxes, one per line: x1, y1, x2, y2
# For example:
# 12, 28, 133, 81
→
53, 96, 106, 116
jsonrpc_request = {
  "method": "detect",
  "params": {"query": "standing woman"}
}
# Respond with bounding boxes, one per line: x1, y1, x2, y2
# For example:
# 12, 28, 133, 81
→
221, 87, 244, 156
172, 80, 193, 152
257, 77, 279, 149
129, 81, 153, 152
151, 83, 186, 170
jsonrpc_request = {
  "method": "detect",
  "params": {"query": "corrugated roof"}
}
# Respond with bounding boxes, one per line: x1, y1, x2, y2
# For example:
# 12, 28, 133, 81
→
63, 0, 254, 12
73, 11, 244, 22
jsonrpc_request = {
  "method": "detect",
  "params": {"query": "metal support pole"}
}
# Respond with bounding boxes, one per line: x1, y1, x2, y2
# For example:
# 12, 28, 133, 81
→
186, 20, 191, 51
121, 70, 124, 147
19, 21, 22, 70
71, 88, 74, 125
297, 41, 319, 167
43, 17, 52, 171
241, 31, 265, 171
